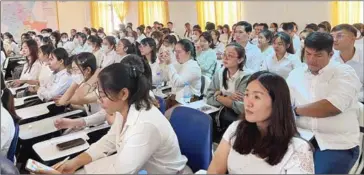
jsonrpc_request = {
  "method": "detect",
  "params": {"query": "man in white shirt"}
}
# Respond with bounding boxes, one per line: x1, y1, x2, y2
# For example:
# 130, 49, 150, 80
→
287, 32, 361, 174
283, 22, 301, 59
331, 24, 364, 102
234, 21, 264, 72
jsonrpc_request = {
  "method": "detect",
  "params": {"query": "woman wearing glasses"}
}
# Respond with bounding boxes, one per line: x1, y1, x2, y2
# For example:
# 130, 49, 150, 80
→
39, 54, 191, 174
206, 42, 252, 133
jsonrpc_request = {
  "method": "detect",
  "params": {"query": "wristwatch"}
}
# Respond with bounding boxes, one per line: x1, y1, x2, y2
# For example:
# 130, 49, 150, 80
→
293, 107, 300, 117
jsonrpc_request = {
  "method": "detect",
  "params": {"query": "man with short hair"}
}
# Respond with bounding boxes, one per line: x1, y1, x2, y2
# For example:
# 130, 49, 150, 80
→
283, 22, 302, 59
287, 32, 361, 174
331, 24, 363, 102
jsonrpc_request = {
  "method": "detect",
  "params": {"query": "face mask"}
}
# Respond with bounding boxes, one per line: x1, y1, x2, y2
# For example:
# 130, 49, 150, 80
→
61, 38, 68, 42
71, 74, 84, 85
42, 33, 50, 37
98, 34, 105, 38
269, 28, 275, 32
278, 28, 284, 32
191, 35, 198, 41
91, 33, 96, 36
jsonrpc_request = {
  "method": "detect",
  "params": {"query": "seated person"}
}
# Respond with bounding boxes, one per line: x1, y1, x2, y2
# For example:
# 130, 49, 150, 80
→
39, 55, 191, 174
208, 71, 314, 174
287, 32, 361, 174
37, 48, 72, 101
196, 32, 218, 79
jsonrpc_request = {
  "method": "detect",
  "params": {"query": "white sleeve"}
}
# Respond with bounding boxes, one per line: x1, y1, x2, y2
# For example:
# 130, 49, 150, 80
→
222, 121, 240, 144
167, 63, 201, 88
112, 123, 161, 174
84, 110, 106, 127
283, 142, 314, 174
326, 65, 361, 112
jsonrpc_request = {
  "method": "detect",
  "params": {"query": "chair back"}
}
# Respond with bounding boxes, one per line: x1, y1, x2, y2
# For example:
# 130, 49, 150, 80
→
156, 96, 166, 114
170, 106, 212, 172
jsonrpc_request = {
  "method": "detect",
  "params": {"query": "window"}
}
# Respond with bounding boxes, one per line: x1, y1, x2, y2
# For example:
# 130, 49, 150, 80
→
196, 1, 243, 30
91, 1, 128, 34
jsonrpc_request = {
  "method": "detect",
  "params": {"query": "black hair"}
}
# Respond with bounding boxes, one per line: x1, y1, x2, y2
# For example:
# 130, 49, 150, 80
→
118, 38, 136, 55
28, 31, 36, 36
4, 32, 17, 44
282, 22, 294, 31
137, 27, 145, 34
305, 23, 319, 32
23, 39, 39, 73
39, 44, 55, 57
90, 28, 97, 34
176, 39, 197, 60
74, 52, 97, 77
146, 26, 152, 30
272, 32, 294, 54
271, 23, 278, 28
232, 70, 298, 166
199, 32, 216, 49
42, 36, 53, 46
253, 23, 259, 28
140, 38, 157, 64
83, 27, 91, 35
167, 22, 173, 25
193, 25, 202, 30
75, 32, 88, 45
259, 23, 269, 30
163, 35, 178, 46
98, 55, 153, 110
318, 23, 328, 32
222, 42, 247, 89
21, 33, 31, 41
51, 31, 61, 48
319, 21, 332, 32
331, 24, 358, 37
205, 22, 216, 31
236, 21, 252, 33
151, 31, 164, 50
36, 35, 43, 43
210, 30, 221, 42
61, 33, 68, 38
260, 30, 274, 45
51, 47, 71, 67
87, 35, 103, 48
104, 36, 117, 50
304, 32, 333, 54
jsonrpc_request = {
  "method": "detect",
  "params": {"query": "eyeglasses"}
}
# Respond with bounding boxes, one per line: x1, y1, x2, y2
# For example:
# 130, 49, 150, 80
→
331, 33, 348, 40
223, 53, 238, 59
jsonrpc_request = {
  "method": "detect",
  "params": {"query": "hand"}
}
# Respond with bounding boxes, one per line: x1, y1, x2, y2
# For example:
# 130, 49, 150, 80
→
36, 159, 78, 174
54, 96, 69, 106
54, 118, 80, 129
158, 52, 165, 64
230, 92, 244, 101
11, 80, 24, 88
28, 86, 39, 93
195, 43, 202, 54
214, 91, 222, 97
164, 51, 172, 65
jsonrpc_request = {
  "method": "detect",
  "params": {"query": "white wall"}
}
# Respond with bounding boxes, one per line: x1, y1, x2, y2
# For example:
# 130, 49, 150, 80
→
57, 1, 91, 33
56, 1, 331, 34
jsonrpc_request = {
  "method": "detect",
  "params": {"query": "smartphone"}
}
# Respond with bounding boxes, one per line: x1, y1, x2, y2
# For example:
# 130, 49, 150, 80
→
56, 138, 86, 151
199, 106, 212, 112
25, 159, 55, 172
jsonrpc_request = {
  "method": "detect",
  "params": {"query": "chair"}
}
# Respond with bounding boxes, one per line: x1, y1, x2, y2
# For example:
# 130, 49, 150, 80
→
350, 102, 364, 174
156, 96, 166, 114
0, 156, 19, 174
170, 106, 212, 172
7, 123, 19, 163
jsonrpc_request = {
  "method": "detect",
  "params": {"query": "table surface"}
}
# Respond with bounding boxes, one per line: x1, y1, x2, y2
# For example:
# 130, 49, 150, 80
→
16, 101, 55, 119
19, 110, 83, 140
14, 94, 39, 107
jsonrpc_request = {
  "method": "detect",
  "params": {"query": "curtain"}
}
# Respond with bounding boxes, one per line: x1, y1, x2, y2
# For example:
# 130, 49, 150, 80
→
112, 1, 129, 23
196, 1, 244, 31
331, 1, 363, 26
91, 1, 112, 32
138, 1, 169, 26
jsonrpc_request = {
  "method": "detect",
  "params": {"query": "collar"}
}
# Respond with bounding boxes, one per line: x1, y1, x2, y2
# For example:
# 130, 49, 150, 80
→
54, 68, 68, 76
227, 69, 240, 81
124, 104, 141, 126
304, 59, 339, 75
273, 52, 290, 62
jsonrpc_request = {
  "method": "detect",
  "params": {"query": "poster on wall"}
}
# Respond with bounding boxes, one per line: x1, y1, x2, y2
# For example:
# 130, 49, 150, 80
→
1, 1, 58, 42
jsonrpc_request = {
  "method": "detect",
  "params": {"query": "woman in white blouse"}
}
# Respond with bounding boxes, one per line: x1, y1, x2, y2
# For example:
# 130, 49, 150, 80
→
39, 55, 190, 174
70, 32, 92, 56
260, 32, 301, 79
11, 39, 42, 87
3, 32, 20, 56
208, 71, 314, 174
206, 43, 252, 118
99, 36, 120, 68
210, 30, 225, 60
196, 32, 218, 79
86, 35, 103, 68
59, 33, 70, 47
37, 48, 73, 101
115, 38, 136, 61
139, 38, 160, 84
258, 30, 275, 59
136, 26, 147, 44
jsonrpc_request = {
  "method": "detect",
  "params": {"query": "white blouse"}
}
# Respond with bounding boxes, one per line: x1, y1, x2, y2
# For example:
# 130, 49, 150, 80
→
38, 63, 53, 87
100, 50, 120, 68
223, 121, 314, 174
260, 52, 301, 79
85, 104, 188, 174
19, 60, 42, 81
1, 105, 15, 157
93, 49, 104, 68
261, 45, 275, 60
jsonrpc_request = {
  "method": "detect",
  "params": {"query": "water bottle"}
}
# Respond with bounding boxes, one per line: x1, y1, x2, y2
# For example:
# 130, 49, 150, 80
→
183, 82, 192, 103
155, 72, 163, 95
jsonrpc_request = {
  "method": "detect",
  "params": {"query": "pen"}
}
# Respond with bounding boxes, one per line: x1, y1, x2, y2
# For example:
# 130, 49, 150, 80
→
53, 156, 70, 170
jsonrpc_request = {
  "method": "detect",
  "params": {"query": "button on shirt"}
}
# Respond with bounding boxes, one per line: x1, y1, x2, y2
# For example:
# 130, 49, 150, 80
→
37, 69, 73, 101
332, 47, 364, 102
244, 42, 264, 72
261, 52, 302, 79
286, 61, 361, 150
85, 105, 188, 174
